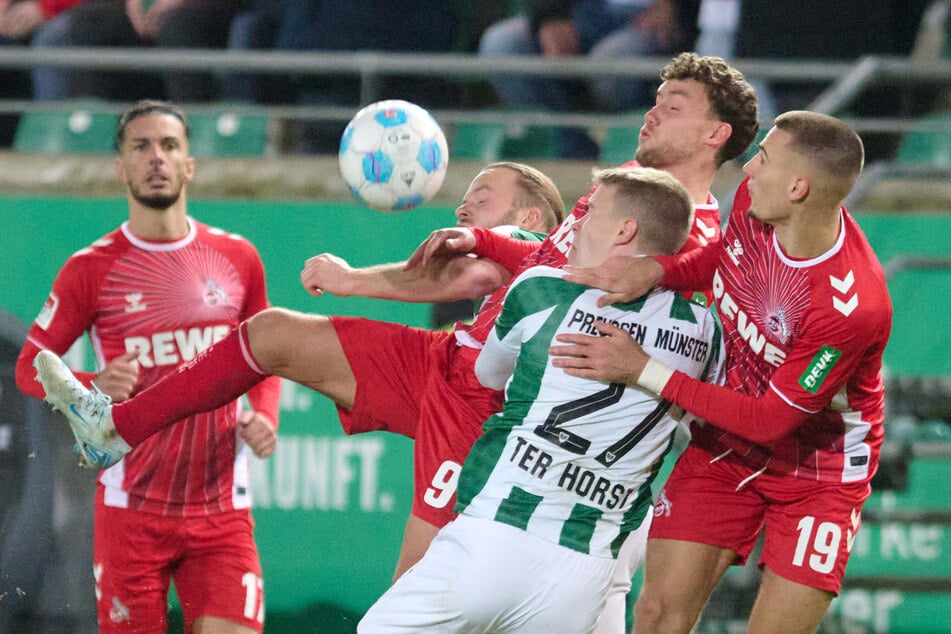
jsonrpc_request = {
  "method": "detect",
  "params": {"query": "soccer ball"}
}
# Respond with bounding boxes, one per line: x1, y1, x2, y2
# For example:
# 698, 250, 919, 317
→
338, 100, 449, 212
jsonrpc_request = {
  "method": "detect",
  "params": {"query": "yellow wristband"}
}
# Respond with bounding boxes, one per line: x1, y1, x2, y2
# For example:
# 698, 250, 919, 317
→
636, 358, 674, 394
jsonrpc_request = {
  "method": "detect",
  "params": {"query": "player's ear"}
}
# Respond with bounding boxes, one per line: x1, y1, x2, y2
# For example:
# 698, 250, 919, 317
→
790, 175, 809, 203
115, 156, 128, 184
522, 207, 541, 231
618, 218, 638, 245
709, 121, 732, 151
183, 156, 196, 184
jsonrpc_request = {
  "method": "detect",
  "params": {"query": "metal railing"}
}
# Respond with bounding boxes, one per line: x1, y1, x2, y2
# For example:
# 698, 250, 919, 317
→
0, 46, 950, 133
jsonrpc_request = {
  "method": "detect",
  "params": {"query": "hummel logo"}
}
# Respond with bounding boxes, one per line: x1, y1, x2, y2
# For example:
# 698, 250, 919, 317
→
846, 508, 861, 552
110, 597, 130, 623
696, 218, 717, 245
830, 271, 854, 293
125, 292, 146, 314
833, 295, 858, 316
830, 271, 858, 316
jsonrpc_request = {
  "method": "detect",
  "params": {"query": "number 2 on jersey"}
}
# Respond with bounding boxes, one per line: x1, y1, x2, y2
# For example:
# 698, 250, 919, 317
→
533, 383, 671, 467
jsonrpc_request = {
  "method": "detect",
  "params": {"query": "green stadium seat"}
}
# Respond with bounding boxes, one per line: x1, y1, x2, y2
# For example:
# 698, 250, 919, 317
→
599, 126, 639, 165
866, 455, 951, 510
597, 110, 647, 165
738, 127, 768, 165
894, 111, 951, 168
499, 125, 558, 160
451, 121, 559, 161
14, 109, 118, 154
186, 111, 269, 157
916, 419, 951, 442
451, 122, 508, 161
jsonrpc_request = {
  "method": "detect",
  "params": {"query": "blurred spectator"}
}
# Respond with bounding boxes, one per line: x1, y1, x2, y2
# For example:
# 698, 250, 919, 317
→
0, 0, 83, 144
478, 0, 700, 159
222, 0, 287, 103
0, 0, 83, 41
229, 0, 461, 154
693, 0, 738, 59
224, 1, 517, 107
31, 0, 244, 103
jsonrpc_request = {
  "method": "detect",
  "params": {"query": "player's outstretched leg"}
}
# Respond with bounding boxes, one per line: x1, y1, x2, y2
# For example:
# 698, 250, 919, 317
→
33, 350, 131, 469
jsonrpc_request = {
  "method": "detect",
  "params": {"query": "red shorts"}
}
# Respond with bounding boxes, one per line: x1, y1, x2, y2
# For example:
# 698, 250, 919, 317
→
649, 444, 871, 594
94, 489, 263, 633
331, 317, 503, 527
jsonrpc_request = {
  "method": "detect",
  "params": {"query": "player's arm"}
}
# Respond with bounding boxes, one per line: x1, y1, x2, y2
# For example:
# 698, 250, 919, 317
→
467, 227, 542, 273
639, 318, 880, 444
301, 252, 511, 303
474, 321, 521, 391
403, 225, 540, 275
562, 242, 720, 308
239, 246, 282, 458
15, 259, 101, 400
301, 225, 540, 303
240, 380, 280, 458
550, 320, 809, 444
475, 270, 561, 390
473, 281, 527, 390
645, 370, 807, 444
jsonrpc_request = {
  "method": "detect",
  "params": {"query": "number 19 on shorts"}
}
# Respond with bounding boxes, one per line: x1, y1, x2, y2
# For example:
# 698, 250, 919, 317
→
792, 515, 841, 574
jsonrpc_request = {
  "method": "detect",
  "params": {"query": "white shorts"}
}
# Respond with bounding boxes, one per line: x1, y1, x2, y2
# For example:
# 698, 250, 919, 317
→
358, 515, 617, 633
592, 510, 652, 633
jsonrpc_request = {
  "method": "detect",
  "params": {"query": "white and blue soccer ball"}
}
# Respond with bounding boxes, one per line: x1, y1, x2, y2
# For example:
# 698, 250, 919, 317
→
338, 99, 449, 212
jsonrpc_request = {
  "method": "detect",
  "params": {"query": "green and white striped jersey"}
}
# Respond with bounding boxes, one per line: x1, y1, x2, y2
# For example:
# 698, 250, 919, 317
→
458, 265, 724, 558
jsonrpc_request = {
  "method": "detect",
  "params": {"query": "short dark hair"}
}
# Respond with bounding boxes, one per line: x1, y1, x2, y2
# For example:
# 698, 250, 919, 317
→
661, 52, 760, 166
774, 111, 865, 203
115, 100, 189, 151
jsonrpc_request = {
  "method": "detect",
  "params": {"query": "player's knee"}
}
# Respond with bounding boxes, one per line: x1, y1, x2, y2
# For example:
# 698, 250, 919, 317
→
246, 308, 330, 371
632, 590, 683, 633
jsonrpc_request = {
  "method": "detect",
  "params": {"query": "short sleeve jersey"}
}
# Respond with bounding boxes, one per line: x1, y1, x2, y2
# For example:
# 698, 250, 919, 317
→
693, 180, 892, 484
457, 266, 724, 558
25, 219, 270, 516
454, 160, 721, 349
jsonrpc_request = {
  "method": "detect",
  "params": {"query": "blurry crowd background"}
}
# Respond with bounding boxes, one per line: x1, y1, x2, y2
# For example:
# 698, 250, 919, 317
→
0, 0, 949, 161
1, 1, 950, 633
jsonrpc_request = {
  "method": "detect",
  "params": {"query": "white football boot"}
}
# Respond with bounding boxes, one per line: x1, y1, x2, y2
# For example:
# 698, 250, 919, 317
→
34, 350, 131, 469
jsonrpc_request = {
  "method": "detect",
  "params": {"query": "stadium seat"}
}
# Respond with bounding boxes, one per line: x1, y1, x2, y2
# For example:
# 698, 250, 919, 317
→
599, 126, 638, 165
13, 109, 118, 154
451, 122, 508, 161
186, 111, 269, 157
894, 110, 951, 168
499, 125, 558, 160
452, 121, 558, 161
737, 128, 768, 165
597, 110, 647, 165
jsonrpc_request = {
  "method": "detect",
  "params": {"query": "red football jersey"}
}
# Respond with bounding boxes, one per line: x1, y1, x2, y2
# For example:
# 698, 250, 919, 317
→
691, 180, 892, 484
455, 160, 721, 348
20, 219, 273, 516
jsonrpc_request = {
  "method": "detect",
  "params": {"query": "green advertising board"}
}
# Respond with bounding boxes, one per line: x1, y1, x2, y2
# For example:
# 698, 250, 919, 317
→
0, 197, 457, 624
3, 197, 950, 630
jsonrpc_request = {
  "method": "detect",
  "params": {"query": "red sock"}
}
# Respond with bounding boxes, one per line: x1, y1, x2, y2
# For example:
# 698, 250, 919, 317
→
112, 321, 269, 446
